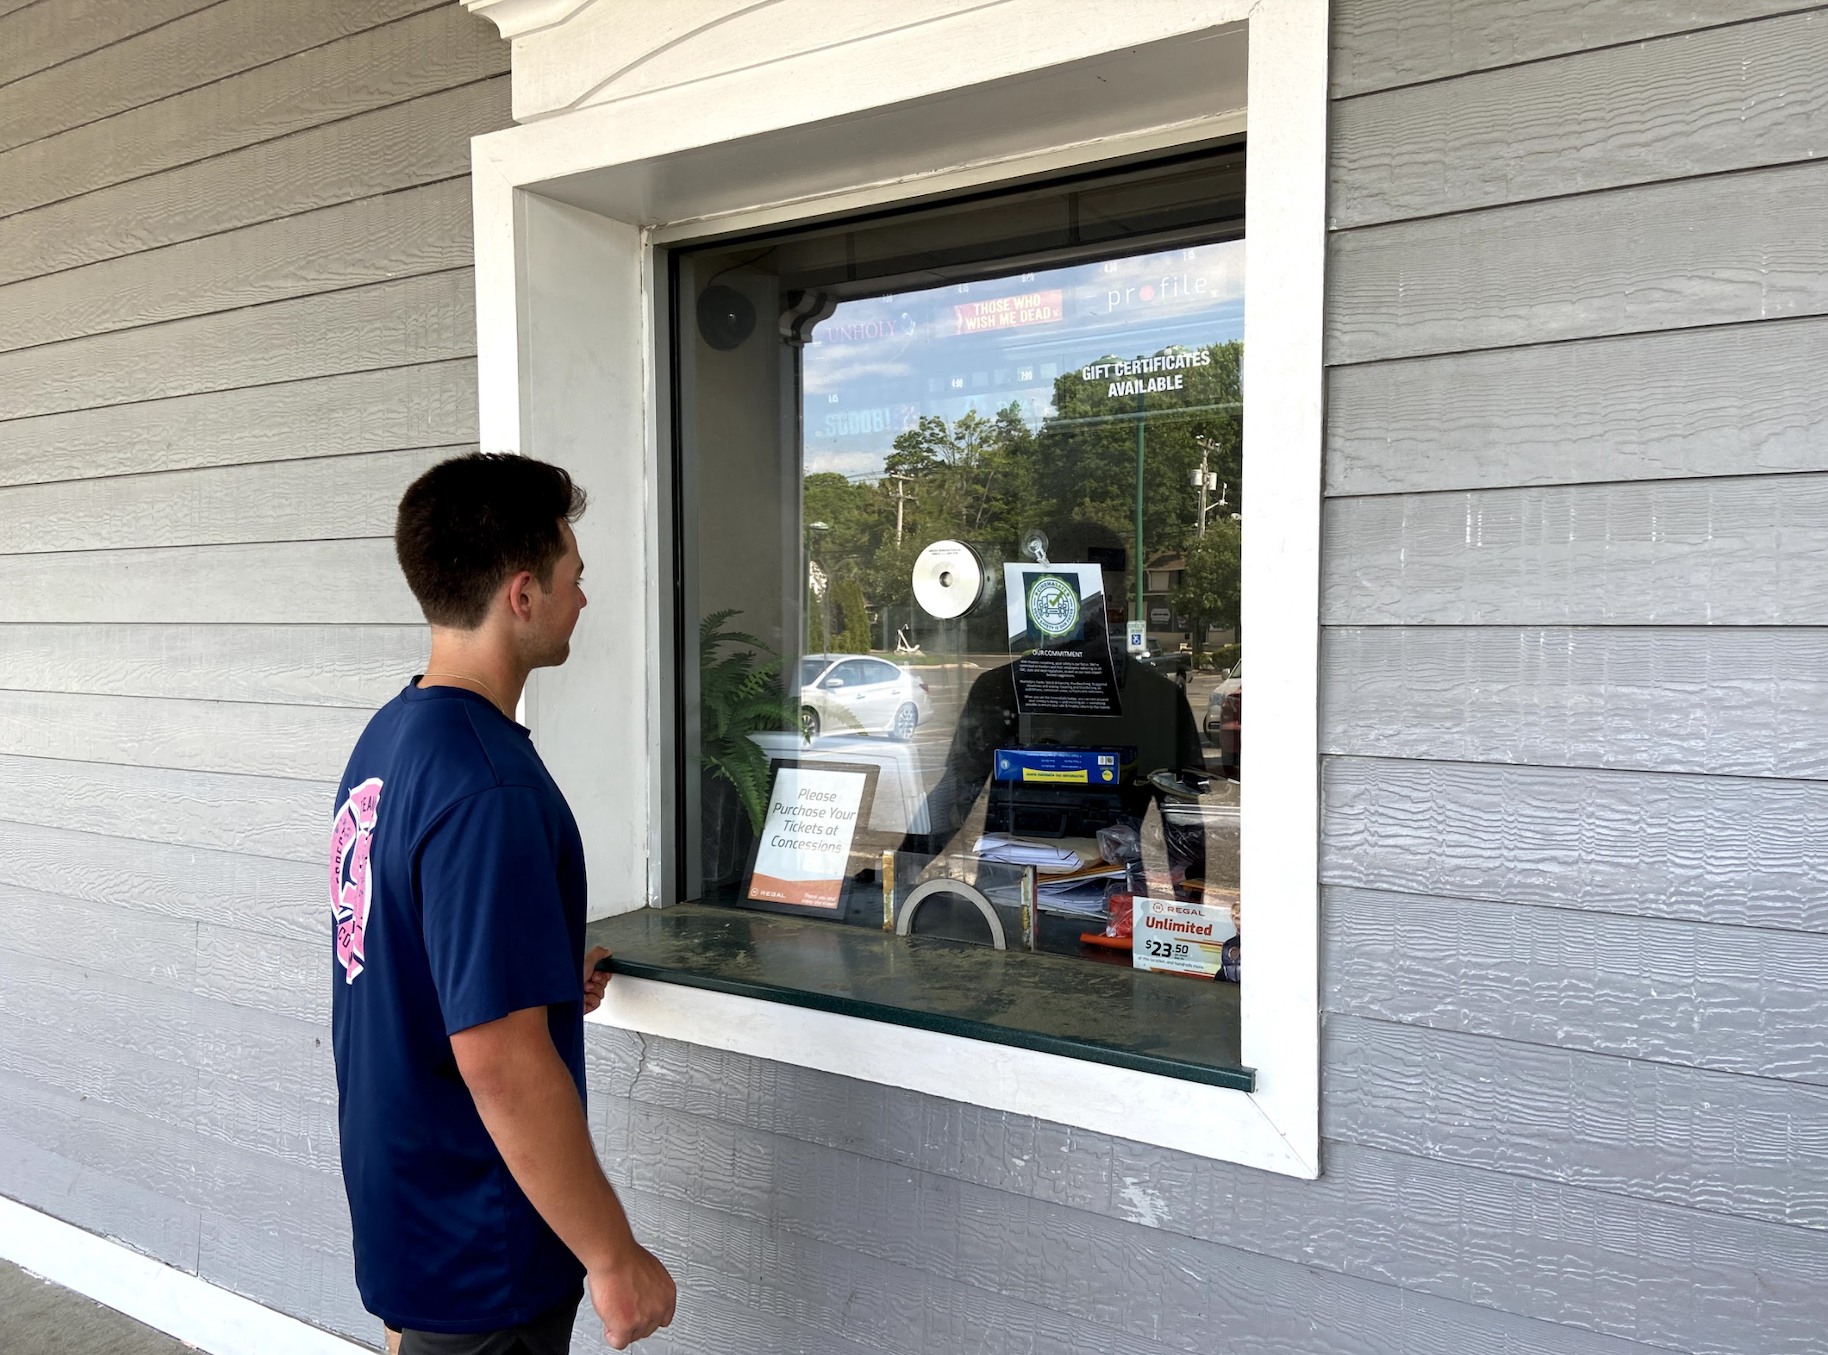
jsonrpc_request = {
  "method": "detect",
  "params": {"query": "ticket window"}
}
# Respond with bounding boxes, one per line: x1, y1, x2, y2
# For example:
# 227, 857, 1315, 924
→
661, 146, 1250, 1082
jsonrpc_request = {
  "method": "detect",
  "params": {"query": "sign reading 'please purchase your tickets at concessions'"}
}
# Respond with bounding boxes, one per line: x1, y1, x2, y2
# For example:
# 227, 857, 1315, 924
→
747, 764, 869, 910
1132, 895, 1238, 977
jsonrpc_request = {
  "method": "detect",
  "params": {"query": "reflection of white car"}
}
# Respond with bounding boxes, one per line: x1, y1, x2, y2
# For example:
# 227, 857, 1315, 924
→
797, 653, 934, 742
749, 731, 931, 836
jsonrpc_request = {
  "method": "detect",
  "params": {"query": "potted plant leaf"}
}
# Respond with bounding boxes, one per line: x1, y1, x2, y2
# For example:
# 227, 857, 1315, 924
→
698, 609, 799, 887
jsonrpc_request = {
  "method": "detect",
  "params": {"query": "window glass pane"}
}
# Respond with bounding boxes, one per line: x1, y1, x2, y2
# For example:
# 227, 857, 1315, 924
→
670, 150, 1247, 1081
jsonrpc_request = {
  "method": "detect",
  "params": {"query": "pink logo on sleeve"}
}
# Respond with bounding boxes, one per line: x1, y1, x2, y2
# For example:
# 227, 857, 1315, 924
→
329, 778, 384, 984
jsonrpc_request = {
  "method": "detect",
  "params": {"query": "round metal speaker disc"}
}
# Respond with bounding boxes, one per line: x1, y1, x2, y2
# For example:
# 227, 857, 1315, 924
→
911, 539, 986, 620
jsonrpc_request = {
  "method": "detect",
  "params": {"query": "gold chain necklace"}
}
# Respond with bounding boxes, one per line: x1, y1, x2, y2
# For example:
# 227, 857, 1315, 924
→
420, 671, 506, 713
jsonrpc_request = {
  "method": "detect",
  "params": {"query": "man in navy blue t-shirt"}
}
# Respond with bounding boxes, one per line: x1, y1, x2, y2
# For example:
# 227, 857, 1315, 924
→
331, 454, 675, 1354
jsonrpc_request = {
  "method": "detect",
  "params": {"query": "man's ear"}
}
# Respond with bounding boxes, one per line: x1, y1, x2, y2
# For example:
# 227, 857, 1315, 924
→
504, 570, 538, 622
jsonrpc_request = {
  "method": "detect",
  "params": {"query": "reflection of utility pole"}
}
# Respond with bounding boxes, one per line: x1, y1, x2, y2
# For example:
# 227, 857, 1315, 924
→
1134, 390, 1146, 628
1192, 436, 1221, 538
808, 523, 830, 651
886, 474, 915, 546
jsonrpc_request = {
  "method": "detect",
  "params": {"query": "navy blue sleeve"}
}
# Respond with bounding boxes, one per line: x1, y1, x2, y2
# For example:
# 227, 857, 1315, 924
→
418, 785, 580, 1037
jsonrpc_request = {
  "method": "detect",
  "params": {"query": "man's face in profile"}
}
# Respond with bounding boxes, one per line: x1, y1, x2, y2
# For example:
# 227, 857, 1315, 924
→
524, 520, 587, 668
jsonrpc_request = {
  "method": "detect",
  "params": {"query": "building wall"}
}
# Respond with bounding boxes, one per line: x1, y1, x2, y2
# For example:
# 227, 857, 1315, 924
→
0, 1, 509, 1341
5, 2, 1827, 1354
578, 4, 1828, 1354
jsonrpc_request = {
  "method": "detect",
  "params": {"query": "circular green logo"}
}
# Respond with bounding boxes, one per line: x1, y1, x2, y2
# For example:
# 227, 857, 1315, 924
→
1027, 575, 1079, 637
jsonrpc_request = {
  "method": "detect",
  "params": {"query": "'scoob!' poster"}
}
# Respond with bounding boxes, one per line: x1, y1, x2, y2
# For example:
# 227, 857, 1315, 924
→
1003, 563, 1121, 717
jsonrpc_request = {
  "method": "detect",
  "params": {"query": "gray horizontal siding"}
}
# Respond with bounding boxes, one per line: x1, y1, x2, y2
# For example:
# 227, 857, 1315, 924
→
0, 1126, 202, 1273
0, 0, 217, 90
1325, 1015, 1828, 1236
0, 0, 446, 154
598, 1025, 1817, 1354
195, 924, 331, 1025
0, 883, 197, 990
1324, 885, 1828, 1083
0, 5, 503, 216
1322, 473, 1828, 626
0, 882, 328, 1023
1322, 755, 1828, 933
1328, 157, 1828, 364
0, 178, 474, 354
195, 1214, 372, 1345
1328, 0, 1808, 98
618, 1148, 1668, 1355
0, 819, 318, 940
0, 78, 507, 289
1322, 625, 1828, 778
0, 15, 500, 1340
0, 361, 477, 487
0, 1065, 354, 1275
0, 540, 421, 625
0, 689, 371, 779
0, 1006, 355, 1342
0, 950, 334, 1115
0, 270, 476, 421
0, 447, 449, 552
0, 623, 427, 706
0, 753, 333, 861
1330, 8, 1828, 227
1325, 314, 1828, 496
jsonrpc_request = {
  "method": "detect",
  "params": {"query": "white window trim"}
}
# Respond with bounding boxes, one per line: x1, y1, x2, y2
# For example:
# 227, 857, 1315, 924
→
467, 0, 1326, 1177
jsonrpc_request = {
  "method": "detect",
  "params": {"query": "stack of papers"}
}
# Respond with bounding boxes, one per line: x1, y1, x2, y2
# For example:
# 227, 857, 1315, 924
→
972, 834, 1083, 874
1037, 877, 1115, 918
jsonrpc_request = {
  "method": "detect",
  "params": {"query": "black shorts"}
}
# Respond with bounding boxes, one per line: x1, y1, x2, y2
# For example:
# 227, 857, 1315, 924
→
398, 1295, 581, 1355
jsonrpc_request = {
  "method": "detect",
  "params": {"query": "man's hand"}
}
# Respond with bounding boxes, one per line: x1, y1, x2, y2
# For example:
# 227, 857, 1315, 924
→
589, 1244, 677, 1349
583, 946, 611, 1014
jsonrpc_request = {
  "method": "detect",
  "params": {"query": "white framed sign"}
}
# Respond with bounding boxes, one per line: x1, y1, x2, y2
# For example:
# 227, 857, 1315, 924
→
744, 760, 878, 914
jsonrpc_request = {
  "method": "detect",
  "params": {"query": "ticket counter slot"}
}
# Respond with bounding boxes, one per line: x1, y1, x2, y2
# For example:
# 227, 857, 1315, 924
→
895, 879, 1007, 950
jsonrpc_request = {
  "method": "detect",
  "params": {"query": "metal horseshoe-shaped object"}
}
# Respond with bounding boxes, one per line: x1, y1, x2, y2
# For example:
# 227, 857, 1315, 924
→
895, 878, 1007, 950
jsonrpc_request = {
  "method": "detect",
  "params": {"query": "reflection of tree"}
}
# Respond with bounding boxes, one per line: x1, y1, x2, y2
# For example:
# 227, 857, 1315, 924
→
802, 405, 1036, 636
885, 405, 1035, 550
1172, 516, 1241, 653
800, 342, 1242, 649
1032, 341, 1242, 566
833, 577, 872, 653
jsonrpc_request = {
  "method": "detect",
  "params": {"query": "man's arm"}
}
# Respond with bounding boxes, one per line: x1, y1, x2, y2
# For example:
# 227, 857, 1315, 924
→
450, 1007, 675, 1349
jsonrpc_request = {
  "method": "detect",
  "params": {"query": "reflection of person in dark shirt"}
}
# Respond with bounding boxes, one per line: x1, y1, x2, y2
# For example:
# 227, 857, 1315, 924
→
910, 524, 1205, 857
915, 655, 1203, 855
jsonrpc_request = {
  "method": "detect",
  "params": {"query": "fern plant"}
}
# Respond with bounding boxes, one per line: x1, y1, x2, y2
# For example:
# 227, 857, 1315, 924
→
699, 609, 799, 834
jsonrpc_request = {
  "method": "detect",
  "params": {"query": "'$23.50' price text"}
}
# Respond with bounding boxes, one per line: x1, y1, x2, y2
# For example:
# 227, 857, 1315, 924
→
1142, 938, 1193, 961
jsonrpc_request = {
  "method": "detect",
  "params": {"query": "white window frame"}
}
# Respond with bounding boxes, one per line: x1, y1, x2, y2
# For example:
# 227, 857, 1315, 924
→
465, 0, 1325, 1177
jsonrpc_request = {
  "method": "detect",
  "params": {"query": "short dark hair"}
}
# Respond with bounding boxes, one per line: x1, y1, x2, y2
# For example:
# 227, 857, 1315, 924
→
395, 453, 587, 628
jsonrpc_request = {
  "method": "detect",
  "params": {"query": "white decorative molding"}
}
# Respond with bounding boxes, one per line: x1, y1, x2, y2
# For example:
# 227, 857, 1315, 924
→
461, 0, 595, 40
0, 1195, 371, 1355
486, 0, 1261, 123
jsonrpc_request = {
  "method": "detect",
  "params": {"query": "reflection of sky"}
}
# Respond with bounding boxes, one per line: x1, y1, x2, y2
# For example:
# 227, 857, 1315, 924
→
803, 240, 1244, 478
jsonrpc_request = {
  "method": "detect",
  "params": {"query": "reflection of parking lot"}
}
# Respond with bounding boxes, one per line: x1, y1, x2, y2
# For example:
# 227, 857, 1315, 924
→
790, 653, 1234, 826
1186, 669, 1225, 751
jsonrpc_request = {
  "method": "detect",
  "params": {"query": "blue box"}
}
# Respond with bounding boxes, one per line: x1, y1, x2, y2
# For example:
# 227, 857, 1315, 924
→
993, 747, 1125, 784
